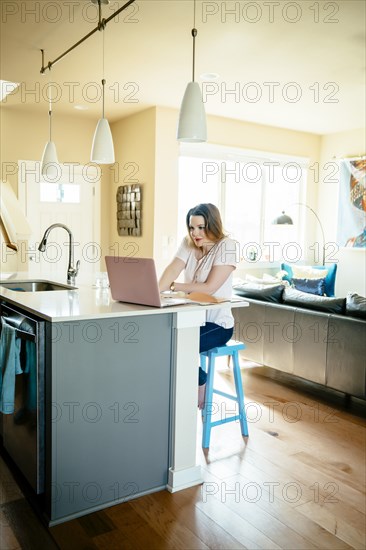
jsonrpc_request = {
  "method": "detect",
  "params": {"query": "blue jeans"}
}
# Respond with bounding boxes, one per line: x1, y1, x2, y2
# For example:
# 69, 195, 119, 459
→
198, 322, 233, 385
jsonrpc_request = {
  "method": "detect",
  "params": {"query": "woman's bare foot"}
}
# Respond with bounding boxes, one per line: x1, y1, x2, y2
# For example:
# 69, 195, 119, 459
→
198, 383, 206, 410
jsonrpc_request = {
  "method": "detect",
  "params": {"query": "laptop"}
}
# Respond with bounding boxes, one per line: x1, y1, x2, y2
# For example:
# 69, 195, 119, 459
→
105, 256, 191, 308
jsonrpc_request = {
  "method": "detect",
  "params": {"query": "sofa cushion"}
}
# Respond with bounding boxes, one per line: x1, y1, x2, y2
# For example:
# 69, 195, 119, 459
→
233, 283, 284, 303
283, 287, 346, 314
281, 263, 337, 297
346, 292, 366, 319
291, 277, 326, 296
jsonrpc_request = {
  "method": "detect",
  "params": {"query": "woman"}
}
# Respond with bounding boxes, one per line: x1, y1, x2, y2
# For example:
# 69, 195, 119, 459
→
159, 203, 238, 409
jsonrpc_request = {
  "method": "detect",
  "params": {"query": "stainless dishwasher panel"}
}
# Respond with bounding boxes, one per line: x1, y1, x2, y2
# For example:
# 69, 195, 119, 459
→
0, 302, 45, 494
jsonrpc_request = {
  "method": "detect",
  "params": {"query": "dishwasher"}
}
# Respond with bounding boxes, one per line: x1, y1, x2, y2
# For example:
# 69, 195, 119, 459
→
0, 302, 46, 494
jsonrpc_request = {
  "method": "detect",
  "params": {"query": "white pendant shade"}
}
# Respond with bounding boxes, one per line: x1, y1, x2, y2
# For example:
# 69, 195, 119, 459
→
41, 140, 60, 177
91, 117, 115, 164
177, 81, 207, 142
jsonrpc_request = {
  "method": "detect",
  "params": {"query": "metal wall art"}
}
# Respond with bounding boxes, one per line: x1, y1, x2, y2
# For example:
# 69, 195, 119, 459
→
117, 184, 142, 236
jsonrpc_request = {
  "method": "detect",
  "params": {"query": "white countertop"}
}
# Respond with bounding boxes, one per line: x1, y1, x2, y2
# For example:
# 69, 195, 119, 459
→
0, 273, 248, 322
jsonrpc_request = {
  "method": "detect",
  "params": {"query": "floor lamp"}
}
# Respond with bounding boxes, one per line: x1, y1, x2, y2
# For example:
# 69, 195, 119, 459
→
272, 203, 326, 265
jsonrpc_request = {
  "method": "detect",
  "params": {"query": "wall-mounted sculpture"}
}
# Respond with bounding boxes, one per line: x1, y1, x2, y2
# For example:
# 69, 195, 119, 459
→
117, 184, 142, 236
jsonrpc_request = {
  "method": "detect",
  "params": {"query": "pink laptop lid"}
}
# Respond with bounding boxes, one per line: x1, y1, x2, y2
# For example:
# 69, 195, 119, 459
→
105, 256, 163, 307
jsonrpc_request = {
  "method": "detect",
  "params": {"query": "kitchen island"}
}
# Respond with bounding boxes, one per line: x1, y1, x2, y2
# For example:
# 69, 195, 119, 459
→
0, 275, 248, 525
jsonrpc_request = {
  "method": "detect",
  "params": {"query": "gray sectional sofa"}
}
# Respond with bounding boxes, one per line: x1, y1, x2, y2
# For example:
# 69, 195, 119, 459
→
232, 285, 366, 400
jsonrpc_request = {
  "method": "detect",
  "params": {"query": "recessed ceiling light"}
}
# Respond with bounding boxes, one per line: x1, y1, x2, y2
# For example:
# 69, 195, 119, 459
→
74, 104, 89, 111
200, 73, 220, 81
0, 80, 20, 102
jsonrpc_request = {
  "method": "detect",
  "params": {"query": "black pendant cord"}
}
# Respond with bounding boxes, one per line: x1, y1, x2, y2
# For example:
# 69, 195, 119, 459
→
191, 0, 197, 82
49, 109, 52, 141
48, 79, 52, 141
101, 79, 106, 118
101, 24, 106, 119
192, 29, 197, 82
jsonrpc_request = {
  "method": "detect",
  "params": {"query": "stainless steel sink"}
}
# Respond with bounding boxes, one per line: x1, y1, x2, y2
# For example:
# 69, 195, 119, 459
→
0, 280, 77, 292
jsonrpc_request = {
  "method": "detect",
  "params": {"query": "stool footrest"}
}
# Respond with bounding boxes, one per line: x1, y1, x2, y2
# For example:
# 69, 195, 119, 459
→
212, 389, 240, 402
208, 415, 242, 428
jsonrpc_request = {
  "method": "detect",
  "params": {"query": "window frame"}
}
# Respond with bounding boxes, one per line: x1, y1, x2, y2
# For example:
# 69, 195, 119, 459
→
178, 143, 309, 264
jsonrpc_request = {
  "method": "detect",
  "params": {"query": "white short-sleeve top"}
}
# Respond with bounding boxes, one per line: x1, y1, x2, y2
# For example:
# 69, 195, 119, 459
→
175, 237, 238, 328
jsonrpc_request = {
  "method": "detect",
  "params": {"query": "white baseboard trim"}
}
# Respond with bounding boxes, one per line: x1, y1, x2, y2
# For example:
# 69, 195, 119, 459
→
166, 465, 203, 493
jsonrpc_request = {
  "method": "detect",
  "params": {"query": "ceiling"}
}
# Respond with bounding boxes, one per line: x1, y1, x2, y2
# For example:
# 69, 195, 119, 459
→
1, 0, 365, 135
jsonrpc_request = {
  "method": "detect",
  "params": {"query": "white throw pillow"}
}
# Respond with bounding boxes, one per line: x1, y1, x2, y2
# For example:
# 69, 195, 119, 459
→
245, 274, 281, 285
292, 266, 328, 280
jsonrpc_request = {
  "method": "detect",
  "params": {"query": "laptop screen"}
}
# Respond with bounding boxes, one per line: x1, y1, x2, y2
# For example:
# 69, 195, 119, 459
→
105, 256, 163, 307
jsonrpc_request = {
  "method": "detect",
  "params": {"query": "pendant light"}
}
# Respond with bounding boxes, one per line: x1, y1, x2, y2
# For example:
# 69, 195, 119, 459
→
41, 80, 60, 177
91, 18, 115, 164
177, 0, 207, 142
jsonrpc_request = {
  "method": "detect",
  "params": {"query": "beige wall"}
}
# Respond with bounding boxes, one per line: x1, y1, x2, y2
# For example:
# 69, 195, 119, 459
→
153, 107, 180, 275
208, 115, 321, 159
109, 108, 156, 266
0, 108, 97, 190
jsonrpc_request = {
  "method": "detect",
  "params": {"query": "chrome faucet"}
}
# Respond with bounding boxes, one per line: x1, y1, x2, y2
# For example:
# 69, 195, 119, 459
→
38, 223, 80, 285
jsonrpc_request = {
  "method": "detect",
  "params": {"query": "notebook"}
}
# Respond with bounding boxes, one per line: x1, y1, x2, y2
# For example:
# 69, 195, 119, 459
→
105, 256, 192, 308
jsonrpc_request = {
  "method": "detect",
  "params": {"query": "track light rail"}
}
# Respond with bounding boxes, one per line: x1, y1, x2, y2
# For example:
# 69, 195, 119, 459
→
40, 0, 135, 74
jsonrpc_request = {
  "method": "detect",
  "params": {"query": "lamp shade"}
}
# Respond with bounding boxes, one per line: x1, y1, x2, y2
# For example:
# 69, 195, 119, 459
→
91, 118, 115, 164
272, 211, 294, 225
177, 82, 207, 142
41, 141, 60, 178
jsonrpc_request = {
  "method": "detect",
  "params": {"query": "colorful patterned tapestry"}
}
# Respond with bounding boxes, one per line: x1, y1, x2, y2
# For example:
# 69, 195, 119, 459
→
337, 159, 366, 248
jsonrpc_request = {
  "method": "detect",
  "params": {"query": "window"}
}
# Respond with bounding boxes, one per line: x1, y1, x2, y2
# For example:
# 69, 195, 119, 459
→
40, 182, 80, 203
178, 144, 308, 263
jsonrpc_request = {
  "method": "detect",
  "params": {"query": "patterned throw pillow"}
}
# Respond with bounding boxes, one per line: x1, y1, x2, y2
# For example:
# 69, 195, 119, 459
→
291, 277, 326, 296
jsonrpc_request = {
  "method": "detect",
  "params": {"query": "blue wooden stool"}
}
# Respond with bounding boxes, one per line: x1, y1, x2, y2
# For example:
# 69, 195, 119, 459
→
200, 340, 249, 448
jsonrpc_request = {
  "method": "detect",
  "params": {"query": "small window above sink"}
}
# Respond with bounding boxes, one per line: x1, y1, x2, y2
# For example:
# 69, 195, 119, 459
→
0, 280, 77, 292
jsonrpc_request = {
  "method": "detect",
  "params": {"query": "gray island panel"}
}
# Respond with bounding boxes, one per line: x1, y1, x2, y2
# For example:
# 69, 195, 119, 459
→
50, 313, 172, 523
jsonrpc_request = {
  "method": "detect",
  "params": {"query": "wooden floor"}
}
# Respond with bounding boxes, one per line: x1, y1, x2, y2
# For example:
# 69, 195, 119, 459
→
1, 360, 365, 550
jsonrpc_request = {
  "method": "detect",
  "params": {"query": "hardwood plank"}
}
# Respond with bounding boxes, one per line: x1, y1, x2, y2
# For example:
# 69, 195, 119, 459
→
128, 493, 210, 549
0, 509, 22, 550
200, 434, 311, 507
295, 499, 366, 549
106, 501, 177, 550
50, 516, 99, 550
194, 492, 281, 549
2, 498, 58, 550
0, 456, 24, 505
232, 427, 366, 514
168, 483, 328, 550
77, 509, 117, 537
241, 366, 366, 428
93, 528, 143, 550
293, 451, 365, 494
146, 488, 246, 549
200, 470, 318, 550
224, 471, 353, 550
